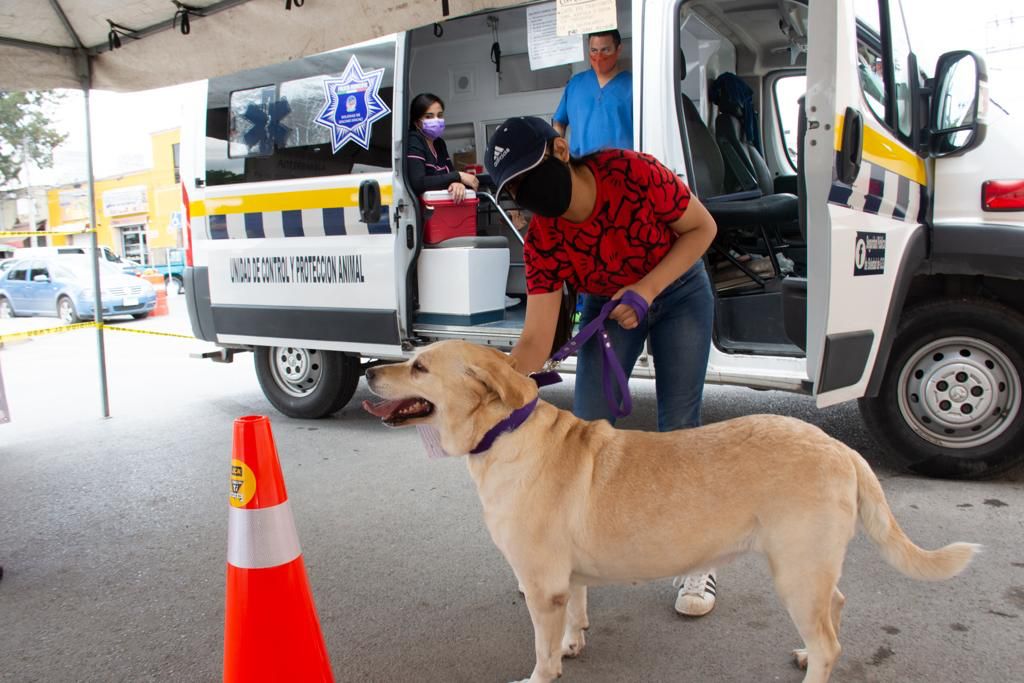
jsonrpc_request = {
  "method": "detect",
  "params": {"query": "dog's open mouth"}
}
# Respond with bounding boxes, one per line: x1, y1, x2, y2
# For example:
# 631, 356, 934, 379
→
362, 397, 435, 426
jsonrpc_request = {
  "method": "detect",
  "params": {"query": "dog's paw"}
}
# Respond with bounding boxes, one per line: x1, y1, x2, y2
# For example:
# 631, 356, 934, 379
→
792, 648, 808, 670
562, 629, 586, 658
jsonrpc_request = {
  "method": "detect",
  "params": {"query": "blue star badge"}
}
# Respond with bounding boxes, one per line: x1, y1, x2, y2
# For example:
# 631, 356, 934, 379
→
315, 55, 391, 153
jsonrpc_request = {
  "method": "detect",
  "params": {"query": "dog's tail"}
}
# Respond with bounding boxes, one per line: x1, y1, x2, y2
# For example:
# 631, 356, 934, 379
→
853, 453, 980, 581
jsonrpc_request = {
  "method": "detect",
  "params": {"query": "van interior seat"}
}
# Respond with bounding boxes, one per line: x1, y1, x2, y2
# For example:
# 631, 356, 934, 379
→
681, 95, 798, 229
711, 73, 799, 198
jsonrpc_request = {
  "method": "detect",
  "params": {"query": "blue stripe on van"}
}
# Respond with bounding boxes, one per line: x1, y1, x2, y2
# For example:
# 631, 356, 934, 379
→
367, 206, 391, 235
209, 214, 228, 240
323, 207, 346, 236
244, 212, 265, 238
828, 183, 853, 207
863, 163, 885, 215
282, 210, 304, 237
893, 175, 909, 220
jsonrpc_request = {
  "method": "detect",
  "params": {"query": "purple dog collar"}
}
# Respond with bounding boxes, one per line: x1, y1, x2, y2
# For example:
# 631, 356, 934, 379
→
469, 292, 647, 455
468, 372, 563, 455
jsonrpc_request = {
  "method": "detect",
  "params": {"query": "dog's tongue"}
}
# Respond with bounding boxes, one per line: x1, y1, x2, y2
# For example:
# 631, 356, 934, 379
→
362, 399, 404, 418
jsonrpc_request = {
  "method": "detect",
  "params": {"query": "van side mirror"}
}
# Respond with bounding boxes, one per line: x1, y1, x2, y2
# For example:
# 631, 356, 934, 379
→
929, 51, 987, 157
359, 180, 382, 224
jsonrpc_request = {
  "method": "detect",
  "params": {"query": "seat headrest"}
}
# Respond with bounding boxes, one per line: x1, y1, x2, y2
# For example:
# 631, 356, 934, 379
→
709, 73, 761, 152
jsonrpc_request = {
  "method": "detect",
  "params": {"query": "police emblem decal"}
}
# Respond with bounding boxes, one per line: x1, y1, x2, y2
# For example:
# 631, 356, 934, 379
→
315, 55, 391, 152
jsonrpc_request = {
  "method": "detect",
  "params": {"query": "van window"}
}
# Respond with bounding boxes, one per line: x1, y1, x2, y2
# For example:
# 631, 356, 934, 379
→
773, 74, 806, 172
855, 0, 916, 141
888, 1, 914, 137
206, 39, 396, 186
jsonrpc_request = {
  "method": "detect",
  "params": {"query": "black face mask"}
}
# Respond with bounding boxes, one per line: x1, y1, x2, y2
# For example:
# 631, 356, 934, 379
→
514, 156, 572, 218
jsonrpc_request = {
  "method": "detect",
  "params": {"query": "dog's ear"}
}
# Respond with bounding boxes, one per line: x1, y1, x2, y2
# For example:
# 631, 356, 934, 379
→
465, 351, 532, 408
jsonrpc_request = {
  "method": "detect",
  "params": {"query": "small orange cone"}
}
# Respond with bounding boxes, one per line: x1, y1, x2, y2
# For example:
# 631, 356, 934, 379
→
224, 415, 334, 682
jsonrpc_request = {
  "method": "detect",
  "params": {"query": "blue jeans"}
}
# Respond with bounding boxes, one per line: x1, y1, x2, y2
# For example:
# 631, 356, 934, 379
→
572, 260, 714, 431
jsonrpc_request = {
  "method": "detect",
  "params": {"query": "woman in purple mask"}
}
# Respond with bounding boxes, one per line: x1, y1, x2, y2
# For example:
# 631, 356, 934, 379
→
406, 93, 479, 202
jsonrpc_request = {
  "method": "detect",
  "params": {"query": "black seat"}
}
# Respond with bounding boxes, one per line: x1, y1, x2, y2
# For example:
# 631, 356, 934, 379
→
681, 96, 797, 229
680, 95, 798, 286
711, 73, 799, 197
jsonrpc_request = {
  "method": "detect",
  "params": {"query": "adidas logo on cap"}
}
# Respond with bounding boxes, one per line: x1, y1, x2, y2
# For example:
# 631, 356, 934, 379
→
492, 145, 510, 166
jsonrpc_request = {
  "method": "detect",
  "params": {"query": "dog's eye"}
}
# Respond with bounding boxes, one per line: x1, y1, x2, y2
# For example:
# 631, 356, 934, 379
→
412, 360, 428, 374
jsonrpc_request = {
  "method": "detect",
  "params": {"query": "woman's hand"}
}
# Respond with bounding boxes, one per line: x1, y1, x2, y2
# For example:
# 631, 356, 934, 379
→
609, 284, 653, 330
448, 181, 467, 203
459, 172, 480, 191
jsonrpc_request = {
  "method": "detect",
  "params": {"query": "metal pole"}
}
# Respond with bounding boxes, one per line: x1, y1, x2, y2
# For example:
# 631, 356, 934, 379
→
83, 87, 110, 418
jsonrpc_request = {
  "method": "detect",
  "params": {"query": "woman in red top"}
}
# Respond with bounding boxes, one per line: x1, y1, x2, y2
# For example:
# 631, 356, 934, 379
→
484, 116, 720, 617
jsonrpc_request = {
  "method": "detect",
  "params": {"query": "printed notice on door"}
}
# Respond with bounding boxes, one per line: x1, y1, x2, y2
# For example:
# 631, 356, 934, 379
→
556, 0, 618, 36
854, 231, 886, 276
528, 2, 584, 70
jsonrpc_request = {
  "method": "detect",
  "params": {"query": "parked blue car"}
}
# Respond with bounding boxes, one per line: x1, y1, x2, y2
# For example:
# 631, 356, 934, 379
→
0, 256, 156, 323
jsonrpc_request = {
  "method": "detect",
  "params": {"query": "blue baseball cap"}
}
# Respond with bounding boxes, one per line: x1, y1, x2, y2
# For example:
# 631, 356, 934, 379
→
484, 116, 559, 196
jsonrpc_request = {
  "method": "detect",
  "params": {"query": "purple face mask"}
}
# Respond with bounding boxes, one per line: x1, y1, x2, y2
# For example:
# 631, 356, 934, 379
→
420, 118, 445, 140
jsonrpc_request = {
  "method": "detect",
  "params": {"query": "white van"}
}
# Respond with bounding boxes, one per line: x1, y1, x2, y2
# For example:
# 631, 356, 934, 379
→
180, 0, 1023, 479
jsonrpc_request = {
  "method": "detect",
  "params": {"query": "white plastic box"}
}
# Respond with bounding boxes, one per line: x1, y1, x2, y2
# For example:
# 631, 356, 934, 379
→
417, 246, 510, 323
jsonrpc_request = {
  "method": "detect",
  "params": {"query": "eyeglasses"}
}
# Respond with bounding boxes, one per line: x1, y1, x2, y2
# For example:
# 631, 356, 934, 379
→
589, 46, 616, 56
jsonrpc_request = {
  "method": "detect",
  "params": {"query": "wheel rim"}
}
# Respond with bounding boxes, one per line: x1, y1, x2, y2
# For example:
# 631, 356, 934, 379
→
0, 300, 11, 318
58, 299, 74, 323
897, 336, 1021, 450
269, 347, 323, 398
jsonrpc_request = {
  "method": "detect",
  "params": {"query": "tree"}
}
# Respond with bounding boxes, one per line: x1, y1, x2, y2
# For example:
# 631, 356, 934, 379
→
0, 91, 67, 188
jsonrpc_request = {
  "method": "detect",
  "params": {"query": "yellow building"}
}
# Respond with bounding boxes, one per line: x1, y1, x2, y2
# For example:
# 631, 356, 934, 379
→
46, 128, 182, 266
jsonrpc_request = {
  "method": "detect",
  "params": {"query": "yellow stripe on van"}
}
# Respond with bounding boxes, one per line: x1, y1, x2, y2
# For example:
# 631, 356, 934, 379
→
834, 114, 926, 186
190, 185, 394, 217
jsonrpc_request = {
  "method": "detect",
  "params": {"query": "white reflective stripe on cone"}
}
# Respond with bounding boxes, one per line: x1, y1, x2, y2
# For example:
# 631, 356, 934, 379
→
227, 500, 302, 569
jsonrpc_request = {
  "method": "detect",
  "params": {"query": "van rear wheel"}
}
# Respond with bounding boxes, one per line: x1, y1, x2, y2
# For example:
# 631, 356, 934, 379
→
254, 346, 360, 419
859, 298, 1024, 479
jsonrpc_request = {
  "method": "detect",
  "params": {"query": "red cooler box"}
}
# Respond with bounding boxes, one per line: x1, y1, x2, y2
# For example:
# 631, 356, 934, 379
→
421, 189, 478, 244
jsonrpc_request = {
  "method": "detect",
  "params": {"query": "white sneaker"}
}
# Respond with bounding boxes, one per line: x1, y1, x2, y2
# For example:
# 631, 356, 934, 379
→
673, 570, 717, 617
505, 295, 521, 308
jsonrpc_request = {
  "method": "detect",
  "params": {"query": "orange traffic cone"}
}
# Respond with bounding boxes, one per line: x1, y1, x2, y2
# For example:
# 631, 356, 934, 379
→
224, 415, 334, 682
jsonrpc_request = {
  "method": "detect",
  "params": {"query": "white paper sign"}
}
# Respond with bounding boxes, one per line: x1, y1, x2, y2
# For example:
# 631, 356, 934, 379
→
527, 2, 585, 71
557, 0, 618, 37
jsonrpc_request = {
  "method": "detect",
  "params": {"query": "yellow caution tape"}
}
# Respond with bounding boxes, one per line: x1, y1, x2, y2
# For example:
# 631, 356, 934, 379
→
0, 229, 96, 238
101, 325, 194, 340
0, 321, 194, 344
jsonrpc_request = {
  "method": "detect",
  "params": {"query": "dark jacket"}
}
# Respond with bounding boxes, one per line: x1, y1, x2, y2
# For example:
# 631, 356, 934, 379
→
406, 129, 461, 194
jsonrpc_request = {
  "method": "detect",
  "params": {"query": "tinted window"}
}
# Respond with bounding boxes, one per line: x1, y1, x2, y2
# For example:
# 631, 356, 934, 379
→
8, 267, 27, 281
205, 40, 395, 186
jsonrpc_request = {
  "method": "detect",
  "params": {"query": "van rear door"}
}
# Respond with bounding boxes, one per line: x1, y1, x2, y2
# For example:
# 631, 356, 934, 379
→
192, 36, 404, 358
804, 0, 927, 406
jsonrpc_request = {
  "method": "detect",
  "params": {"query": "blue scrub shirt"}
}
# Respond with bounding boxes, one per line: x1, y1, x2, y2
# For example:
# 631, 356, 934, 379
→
553, 70, 633, 157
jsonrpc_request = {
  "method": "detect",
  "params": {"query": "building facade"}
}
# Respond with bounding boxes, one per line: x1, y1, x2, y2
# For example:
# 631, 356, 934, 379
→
45, 128, 182, 266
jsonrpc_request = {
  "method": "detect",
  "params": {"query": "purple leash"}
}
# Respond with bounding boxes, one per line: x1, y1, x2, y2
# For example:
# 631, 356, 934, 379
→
531, 290, 649, 419
469, 291, 648, 455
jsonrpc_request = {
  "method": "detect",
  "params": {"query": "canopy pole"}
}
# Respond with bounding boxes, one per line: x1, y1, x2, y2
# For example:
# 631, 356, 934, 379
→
80, 61, 110, 418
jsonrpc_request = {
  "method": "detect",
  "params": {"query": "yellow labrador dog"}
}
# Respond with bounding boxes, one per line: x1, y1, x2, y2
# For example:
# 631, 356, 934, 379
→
363, 340, 979, 683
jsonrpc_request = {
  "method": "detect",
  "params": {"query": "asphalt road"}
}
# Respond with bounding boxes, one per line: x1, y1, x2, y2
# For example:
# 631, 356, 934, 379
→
1, 297, 1022, 682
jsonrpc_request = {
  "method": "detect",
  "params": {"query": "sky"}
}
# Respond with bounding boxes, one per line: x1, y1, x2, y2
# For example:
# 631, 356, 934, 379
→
24, 0, 1024, 189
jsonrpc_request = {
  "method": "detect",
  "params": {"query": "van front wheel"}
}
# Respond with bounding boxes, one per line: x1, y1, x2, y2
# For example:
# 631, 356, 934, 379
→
254, 346, 360, 419
859, 298, 1024, 479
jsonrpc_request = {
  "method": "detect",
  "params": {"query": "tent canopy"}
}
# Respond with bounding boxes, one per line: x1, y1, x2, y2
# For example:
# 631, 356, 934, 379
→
1, 0, 521, 92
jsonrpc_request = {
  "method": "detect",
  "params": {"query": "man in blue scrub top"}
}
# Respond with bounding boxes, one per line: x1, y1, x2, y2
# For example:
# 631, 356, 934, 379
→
552, 29, 632, 157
